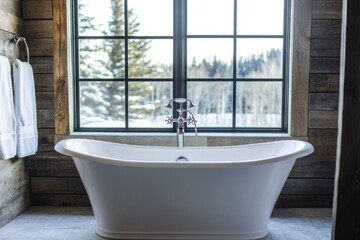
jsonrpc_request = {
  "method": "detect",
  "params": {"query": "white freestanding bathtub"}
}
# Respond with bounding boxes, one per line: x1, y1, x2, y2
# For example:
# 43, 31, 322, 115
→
55, 139, 313, 240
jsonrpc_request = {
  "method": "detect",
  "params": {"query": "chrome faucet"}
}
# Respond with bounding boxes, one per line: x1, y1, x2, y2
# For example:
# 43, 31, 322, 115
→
165, 98, 198, 147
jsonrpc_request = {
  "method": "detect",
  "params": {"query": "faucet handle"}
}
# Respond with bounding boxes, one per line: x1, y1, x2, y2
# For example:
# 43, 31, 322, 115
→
187, 116, 197, 126
165, 116, 174, 125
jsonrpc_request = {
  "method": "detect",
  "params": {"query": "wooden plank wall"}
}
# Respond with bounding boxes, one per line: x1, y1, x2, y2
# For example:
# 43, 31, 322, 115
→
27, 0, 341, 207
0, 0, 30, 228
296, 0, 342, 207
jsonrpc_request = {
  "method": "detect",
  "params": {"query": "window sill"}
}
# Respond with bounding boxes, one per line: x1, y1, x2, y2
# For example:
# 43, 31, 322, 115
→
54, 132, 307, 147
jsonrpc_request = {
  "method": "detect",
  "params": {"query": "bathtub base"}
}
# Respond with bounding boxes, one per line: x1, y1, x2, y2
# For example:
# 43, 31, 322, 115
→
96, 228, 268, 240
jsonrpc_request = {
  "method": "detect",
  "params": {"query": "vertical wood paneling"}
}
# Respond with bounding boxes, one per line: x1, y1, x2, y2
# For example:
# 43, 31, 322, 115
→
290, 0, 312, 137
306, 0, 342, 209
53, 0, 69, 135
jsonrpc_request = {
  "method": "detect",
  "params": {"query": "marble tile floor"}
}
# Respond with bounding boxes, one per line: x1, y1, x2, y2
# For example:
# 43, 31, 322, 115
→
0, 207, 332, 240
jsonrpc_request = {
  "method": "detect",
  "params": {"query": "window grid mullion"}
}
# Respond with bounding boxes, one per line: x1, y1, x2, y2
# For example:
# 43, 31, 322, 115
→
74, 0, 80, 131
282, 0, 291, 132
124, 0, 129, 129
232, 0, 238, 129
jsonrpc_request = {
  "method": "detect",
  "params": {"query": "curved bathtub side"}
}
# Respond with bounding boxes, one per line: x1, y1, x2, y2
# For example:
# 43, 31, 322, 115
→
54, 139, 67, 155
73, 155, 296, 240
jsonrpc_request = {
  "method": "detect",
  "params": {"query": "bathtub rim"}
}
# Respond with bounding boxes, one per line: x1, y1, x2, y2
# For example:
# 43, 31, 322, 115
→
55, 138, 313, 168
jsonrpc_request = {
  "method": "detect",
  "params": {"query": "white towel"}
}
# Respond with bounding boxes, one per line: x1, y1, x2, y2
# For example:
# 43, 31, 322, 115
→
0, 56, 17, 160
13, 59, 38, 157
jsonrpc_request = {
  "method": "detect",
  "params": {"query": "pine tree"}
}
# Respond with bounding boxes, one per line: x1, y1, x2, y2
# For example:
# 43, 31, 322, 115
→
79, 0, 160, 125
78, 2, 109, 124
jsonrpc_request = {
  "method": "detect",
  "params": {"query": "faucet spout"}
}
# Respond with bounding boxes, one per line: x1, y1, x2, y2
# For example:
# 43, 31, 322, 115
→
177, 126, 185, 148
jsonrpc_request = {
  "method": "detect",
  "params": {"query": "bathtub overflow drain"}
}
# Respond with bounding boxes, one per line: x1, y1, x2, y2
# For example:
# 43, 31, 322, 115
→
176, 156, 188, 162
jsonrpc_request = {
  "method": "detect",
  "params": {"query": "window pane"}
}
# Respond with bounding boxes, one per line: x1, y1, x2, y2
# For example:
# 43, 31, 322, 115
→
128, 39, 173, 78
128, 0, 173, 36
236, 82, 282, 127
237, 0, 284, 35
237, 38, 283, 78
187, 0, 233, 35
80, 81, 125, 128
79, 39, 125, 79
129, 82, 172, 128
187, 39, 233, 78
187, 82, 233, 127
78, 0, 125, 36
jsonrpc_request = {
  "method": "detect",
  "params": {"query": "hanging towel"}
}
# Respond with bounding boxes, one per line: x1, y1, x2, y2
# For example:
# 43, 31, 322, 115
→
13, 59, 38, 157
0, 56, 17, 160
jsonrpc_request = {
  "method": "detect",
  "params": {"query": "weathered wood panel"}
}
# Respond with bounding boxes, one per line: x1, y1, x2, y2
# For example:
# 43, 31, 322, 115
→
276, 195, 333, 208
28, 151, 78, 177
28, 151, 77, 177
31, 194, 90, 207
0, 159, 30, 228
310, 57, 341, 73
291, 159, 336, 178
53, 0, 70, 135
23, 20, 53, 38
31, 57, 54, 73
37, 144, 56, 152
38, 128, 55, 144
311, 19, 342, 38
312, 0, 342, 19
282, 178, 334, 195
37, 109, 55, 128
309, 111, 338, 128
311, 38, 341, 57
0, 186, 30, 228
290, 0, 312, 137
23, 1, 53, 20
305, 129, 338, 162
29, 157, 73, 166
309, 93, 339, 111
36, 92, 54, 109
310, 74, 339, 92
0, 159, 29, 207
27, 38, 54, 56
34, 74, 54, 92
30, 169, 79, 177
31, 177, 86, 194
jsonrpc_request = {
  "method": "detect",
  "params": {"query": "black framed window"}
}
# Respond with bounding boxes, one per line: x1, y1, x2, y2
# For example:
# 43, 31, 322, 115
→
73, 0, 290, 132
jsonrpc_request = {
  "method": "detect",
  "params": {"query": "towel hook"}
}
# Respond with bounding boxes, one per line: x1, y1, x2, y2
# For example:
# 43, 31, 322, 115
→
12, 34, 30, 66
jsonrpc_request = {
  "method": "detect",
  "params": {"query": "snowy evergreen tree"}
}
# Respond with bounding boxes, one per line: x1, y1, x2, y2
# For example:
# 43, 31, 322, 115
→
79, 0, 159, 124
